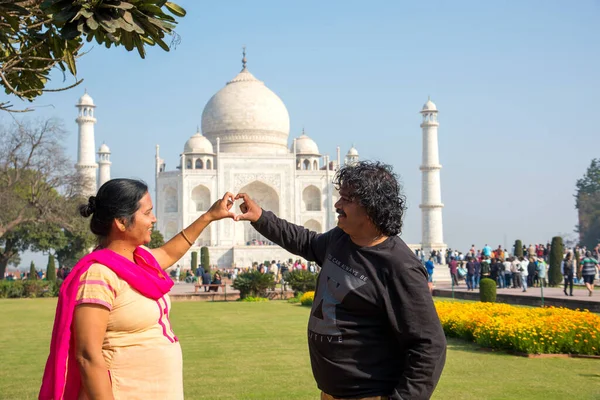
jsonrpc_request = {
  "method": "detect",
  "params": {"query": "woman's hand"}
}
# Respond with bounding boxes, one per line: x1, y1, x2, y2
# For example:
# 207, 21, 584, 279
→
205, 192, 236, 222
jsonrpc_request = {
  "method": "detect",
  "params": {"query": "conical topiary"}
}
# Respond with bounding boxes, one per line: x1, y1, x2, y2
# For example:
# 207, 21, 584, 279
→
514, 240, 523, 258
46, 254, 56, 282
201, 246, 210, 274
548, 236, 564, 286
191, 251, 198, 275
29, 261, 36, 280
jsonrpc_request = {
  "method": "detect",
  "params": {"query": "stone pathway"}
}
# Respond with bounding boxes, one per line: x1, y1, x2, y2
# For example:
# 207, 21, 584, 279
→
433, 282, 600, 303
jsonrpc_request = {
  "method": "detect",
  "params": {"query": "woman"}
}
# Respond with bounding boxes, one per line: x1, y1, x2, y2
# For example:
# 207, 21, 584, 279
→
39, 179, 235, 400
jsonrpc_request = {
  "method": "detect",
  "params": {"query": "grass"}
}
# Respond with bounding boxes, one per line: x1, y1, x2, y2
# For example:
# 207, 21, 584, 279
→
0, 299, 598, 400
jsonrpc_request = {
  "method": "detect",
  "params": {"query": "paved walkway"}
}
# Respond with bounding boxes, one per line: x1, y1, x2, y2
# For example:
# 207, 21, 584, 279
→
433, 282, 600, 302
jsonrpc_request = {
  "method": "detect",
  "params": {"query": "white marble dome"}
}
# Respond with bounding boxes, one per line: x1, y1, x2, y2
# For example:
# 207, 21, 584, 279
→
77, 92, 94, 106
98, 143, 110, 153
184, 131, 214, 154
347, 146, 359, 156
201, 67, 290, 154
293, 133, 320, 155
422, 98, 437, 111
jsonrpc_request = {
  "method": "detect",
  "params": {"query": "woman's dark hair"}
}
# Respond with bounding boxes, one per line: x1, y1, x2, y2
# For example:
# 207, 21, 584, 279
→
333, 161, 406, 236
79, 179, 148, 239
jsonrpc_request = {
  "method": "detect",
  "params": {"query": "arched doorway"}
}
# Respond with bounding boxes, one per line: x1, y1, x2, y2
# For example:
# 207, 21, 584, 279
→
164, 187, 178, 213
304, 219, 322, 233
236, 181, 279, 245
303, 185, 321, 211
191, 185, 210, 212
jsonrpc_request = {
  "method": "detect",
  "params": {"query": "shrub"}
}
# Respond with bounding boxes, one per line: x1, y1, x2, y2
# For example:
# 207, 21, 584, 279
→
201, 247, 210, 274
46, 254, 56, 282
286, 270, 317, 295
479, 278, 497, 303
514, 240, 523, 258
287, 292, 303, 304
239, 296, 269, 302
232, 271, 275, 299
548, 236, 564, 286
0, 280, 60, 298
300, 291, 315, 306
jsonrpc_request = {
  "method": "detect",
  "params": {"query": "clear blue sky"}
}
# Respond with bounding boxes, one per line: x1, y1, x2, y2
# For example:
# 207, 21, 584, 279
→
4, 0, 600, 268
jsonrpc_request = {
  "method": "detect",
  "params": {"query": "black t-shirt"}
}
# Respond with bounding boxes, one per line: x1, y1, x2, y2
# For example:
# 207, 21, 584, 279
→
253, 211, 446, 400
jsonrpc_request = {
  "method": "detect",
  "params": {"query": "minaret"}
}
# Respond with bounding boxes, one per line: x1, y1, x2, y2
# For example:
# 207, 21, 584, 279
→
419, 97, 446, 257
75, 91, 98, 196
97, 143, 111, 188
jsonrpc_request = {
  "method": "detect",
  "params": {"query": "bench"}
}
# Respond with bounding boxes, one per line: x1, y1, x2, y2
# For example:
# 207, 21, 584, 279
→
194, 283, 226, 294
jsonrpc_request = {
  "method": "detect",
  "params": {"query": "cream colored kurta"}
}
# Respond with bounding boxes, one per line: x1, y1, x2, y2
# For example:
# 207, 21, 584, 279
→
76, 263, 183, 400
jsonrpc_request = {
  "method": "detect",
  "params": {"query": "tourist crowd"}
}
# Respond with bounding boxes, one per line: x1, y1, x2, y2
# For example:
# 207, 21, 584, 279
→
419, 243, 600, 297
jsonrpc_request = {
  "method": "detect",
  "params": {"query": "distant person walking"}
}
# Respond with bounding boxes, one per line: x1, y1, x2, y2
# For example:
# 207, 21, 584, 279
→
580, 251, 599, 296
562, 252, 574, 297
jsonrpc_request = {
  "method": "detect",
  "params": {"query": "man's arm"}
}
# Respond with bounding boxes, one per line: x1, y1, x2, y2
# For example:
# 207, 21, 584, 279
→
236, 193, 332, 264
252, 210, 330, 265
384, 263, 447, 400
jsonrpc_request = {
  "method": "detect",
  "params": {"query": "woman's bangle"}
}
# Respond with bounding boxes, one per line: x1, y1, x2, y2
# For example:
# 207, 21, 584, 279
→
180, 230, 193, 246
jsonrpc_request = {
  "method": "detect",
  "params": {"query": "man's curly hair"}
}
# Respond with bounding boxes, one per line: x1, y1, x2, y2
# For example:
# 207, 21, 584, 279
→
333, 161, 406, 236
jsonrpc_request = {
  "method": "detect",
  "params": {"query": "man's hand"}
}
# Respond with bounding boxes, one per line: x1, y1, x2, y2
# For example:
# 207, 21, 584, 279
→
205, 192, 236, 222
235, 193, 262, 222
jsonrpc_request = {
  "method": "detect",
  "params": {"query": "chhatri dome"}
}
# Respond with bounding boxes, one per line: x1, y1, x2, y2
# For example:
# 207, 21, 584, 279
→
98, 143, 110, 153
201, 49, 290, 154
422, 97, 437, 111
77, 91, 95, 106
293, 130, 320, 155
184, 128, 214, 154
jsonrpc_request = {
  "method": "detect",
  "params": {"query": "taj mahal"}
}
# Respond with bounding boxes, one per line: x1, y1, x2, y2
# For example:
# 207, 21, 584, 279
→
73, 51, 447, 271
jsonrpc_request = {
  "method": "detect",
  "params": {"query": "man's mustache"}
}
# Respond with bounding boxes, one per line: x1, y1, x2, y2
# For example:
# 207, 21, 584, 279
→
336, 209, 346, 217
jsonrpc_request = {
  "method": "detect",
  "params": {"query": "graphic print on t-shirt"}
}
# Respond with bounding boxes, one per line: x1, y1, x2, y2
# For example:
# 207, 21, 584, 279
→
309, 254, 368, 337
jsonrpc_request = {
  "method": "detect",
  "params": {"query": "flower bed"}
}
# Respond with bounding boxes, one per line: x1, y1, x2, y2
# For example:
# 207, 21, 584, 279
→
435, 301, 600, 355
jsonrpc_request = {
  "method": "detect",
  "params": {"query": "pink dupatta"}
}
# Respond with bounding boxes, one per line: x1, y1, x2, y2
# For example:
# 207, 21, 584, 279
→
39, 246, 173, 400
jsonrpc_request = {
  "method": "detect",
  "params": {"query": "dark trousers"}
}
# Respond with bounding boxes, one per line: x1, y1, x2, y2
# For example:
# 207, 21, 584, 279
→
451, 272, 459, 286
564, 275, 573, 295
466, 273, 474, 290
513, 273, 522, 288
527, 275, 534, 287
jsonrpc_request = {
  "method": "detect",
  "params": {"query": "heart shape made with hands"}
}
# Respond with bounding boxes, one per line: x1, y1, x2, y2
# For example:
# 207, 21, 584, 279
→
221, 193, 255, 221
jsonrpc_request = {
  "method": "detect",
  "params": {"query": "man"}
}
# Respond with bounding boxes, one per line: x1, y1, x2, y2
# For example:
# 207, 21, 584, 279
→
466, 257, 476, 291
519, 256, 529, 292
236, 161, 446, 400
580, 251, 599, 296
202, 269, 211, 292
482, 244, 492, 258
425, 257, 435, 286
503, 257, 513, 288
536, 258, 547, 287
448, 257, 459, 286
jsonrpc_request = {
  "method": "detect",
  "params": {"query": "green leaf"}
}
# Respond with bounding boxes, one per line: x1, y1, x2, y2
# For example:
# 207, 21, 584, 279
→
154, 36, 170, 51
86, 15, 99, 30
132, 34, 146, 58
164, 2, 186, 17
63, 49, 76, 75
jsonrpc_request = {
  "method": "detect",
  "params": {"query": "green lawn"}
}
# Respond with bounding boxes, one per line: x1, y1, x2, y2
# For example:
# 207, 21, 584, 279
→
0, 299, 599, 400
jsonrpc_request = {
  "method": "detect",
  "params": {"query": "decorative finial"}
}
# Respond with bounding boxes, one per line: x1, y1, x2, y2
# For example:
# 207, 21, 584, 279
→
428, 95, 431, 101
302, 126, 305, 135
242, 46, 247, 70
196, 125, 200, 133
